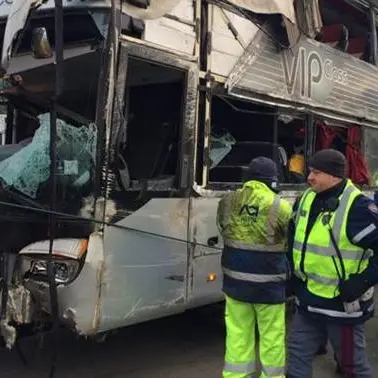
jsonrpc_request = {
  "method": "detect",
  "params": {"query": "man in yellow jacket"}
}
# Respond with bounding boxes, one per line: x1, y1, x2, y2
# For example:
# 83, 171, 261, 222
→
287, 149, 378, 377
217, 157, 292, 378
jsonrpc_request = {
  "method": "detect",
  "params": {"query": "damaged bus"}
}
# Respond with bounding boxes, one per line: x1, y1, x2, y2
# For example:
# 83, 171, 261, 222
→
0, 0, 378, 349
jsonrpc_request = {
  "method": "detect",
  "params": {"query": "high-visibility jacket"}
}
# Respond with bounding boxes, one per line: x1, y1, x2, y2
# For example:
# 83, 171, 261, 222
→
288, 154, 305, 175
217, 180, 292, 303
293, 179, 374, 321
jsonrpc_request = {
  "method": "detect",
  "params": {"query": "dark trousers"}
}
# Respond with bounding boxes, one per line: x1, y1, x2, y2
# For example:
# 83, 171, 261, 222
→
287, 311, 372, 378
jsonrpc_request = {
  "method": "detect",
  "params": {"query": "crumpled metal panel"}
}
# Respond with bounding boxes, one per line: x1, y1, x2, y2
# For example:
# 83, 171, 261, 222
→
24, 232, 106, 336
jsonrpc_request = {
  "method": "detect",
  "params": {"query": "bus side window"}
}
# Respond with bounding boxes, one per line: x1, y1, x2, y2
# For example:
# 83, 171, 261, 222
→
311, 1, 371, 64
315, 120, 370, 187
206, 96, 307, 186
119, 58, 187, 191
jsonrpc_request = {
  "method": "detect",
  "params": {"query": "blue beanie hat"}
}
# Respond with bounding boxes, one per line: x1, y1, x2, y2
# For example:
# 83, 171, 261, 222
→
247, 156, 279, 185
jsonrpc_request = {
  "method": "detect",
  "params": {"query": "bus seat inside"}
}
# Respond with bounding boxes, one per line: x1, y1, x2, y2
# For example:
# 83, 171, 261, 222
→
315, 24, 349, 51
209, 141, 287, 183
347, 36, 368, 59
317, 0, 371, 62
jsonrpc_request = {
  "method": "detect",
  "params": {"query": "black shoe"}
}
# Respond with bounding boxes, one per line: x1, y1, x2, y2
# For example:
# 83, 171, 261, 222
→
316, 345, 328, 356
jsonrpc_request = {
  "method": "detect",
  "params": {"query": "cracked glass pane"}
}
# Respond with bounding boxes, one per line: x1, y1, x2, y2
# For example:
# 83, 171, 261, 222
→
0, 113, 97, 199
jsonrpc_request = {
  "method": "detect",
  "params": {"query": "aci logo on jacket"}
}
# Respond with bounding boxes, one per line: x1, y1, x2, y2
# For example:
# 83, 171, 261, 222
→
238, 204, 259, 225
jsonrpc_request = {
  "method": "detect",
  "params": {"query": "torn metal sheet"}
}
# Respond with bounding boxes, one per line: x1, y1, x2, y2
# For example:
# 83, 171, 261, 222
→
210, 4, 260, 77
226, 24, 378, 124
0, 285, 34, 349
227, 0, 296, 24
102, 26, 118, 202
80, 196, 117, 224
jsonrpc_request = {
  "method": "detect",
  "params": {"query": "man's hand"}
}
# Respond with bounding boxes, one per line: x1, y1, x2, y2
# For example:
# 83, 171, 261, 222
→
339, 274, 370, 303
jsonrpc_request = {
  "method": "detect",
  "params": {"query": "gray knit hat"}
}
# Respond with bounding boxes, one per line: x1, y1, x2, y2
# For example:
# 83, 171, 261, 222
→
309, 149, 346, 178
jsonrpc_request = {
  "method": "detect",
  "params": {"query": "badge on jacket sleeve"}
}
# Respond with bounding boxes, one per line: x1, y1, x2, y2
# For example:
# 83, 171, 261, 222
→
322, 214, 331, 225
368, 203, 378, 214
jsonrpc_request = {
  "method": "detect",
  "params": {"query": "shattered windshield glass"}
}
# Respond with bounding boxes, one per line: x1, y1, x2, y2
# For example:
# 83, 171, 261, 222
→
0, 112, 97, 199
209, 130, 235, 169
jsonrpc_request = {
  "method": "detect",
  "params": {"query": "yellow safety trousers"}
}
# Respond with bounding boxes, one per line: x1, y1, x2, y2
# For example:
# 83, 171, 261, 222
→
223, 296, 286, 378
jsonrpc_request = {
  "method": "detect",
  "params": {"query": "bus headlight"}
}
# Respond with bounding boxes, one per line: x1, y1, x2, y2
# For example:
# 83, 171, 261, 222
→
19, 238, 88, 285
25, 258, 80, 285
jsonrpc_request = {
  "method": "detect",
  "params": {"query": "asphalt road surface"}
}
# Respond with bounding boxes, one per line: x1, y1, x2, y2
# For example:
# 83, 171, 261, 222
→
0, 304, 377, 378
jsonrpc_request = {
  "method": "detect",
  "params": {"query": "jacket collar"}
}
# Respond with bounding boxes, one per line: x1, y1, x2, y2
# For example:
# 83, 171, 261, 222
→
243, 180, 276, 193
314, 179, 347, 201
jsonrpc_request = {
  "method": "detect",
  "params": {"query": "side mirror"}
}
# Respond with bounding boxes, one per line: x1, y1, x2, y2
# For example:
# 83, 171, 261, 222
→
31, 27, 53, 59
